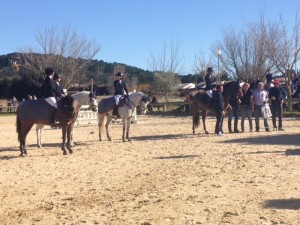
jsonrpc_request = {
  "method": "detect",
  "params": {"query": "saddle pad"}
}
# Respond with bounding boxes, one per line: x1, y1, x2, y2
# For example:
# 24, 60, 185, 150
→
98, 96, 115, 114
17, 99, 55, 124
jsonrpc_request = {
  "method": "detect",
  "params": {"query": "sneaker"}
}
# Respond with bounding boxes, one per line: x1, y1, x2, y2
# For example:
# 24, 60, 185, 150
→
217, 132, 224, 136
273, 127, 278, 131
234, 130, 241, 133
265, 128, 270, 132
278, 128, 285, 131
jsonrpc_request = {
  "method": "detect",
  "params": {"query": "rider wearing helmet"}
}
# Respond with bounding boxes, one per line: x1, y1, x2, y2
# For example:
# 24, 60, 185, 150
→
42, 68, 65, 109
114, 72, 129, 106
205, 67, 215, 98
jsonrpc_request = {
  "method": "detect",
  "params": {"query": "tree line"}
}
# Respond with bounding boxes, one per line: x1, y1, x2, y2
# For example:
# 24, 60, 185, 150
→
1, 12, 299, 103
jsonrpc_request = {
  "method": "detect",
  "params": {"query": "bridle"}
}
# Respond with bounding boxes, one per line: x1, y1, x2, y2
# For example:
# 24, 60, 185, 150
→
125, 95, 149, 111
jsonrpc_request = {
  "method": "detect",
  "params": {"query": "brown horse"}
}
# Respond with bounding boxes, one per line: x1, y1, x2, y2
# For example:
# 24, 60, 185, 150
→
192, 80, 242, 134
16, 96, 81, 156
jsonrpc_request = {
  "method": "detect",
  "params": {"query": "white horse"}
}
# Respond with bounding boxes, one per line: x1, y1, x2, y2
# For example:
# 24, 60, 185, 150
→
36, 91, 98, 148
98, 92, 150, 142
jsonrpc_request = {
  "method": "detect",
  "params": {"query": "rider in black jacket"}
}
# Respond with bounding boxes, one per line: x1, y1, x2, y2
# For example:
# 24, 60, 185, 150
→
114, 72, 129, 106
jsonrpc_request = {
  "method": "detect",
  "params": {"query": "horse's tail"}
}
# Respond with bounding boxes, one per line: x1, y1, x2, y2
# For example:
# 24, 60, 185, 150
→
16, 117, 22, 143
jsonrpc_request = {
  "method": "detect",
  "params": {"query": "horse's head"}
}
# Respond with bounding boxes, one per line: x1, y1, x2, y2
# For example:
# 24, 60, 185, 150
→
88, 92, 98, 112
128, 92, 150, 114
139, 95, 150, 114
223, 80, 243, 99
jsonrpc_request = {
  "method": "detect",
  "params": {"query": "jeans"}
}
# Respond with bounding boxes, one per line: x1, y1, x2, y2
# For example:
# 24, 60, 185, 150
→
254, 105, 269, 131
240, 105, 253, 132
270, 102, 283, 129
215, 110, 224, 134
228, 107, 239, 132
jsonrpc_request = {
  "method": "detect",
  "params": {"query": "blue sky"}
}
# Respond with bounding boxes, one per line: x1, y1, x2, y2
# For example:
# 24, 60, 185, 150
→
0, 0, 299, 74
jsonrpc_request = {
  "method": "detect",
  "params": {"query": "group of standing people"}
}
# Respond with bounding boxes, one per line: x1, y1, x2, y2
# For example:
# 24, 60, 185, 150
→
204, 67, 286, 136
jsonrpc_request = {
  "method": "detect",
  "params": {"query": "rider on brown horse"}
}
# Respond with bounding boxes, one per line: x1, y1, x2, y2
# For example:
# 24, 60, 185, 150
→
41, 68, 66, 123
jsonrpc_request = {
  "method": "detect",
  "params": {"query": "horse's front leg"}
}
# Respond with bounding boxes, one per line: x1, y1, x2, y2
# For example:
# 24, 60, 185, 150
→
61, 125, 67, 155
67, 123, 74, 154
122, 118, 126, 142
126, 118, 131, 141
36, 124, 44, 148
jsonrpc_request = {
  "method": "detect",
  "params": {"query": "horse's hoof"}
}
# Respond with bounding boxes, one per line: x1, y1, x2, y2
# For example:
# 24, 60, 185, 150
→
128, 139, 132, 142
69, 150, 73, 154
20, 153, 25, 157
205, 131, 209, 134
63, 151, 67, 155
108, 139, 112, 141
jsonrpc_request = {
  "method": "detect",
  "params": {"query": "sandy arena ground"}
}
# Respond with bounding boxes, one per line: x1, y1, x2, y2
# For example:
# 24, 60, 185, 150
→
0, 114, 300, 225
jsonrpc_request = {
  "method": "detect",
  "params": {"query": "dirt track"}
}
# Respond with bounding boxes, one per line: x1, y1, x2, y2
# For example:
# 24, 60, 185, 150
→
0, 114, 300, 225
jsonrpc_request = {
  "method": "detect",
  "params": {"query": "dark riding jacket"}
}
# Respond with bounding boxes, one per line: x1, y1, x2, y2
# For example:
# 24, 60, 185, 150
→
42, 76, 62, 98
114, 80, 129, 95
205, 74, 213, 91
268, 86, 286, 103
212, 90, 224, 111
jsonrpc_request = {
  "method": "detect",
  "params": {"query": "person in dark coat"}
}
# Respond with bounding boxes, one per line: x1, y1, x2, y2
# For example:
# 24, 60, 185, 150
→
268, 79, 286, 131
265, 69, 273, 91
240, 83, 253, 132
114, 72, 129, 106
227, 94, 241, 133
41, 68, 64, 109
205, 67, 214, 98
213, 84, 225, 136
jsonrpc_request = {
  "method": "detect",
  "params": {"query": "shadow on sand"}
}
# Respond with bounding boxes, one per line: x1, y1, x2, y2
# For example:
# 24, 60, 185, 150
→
222, 133, 300, 146
153, 154, 200, 160
264, 198, 300, 210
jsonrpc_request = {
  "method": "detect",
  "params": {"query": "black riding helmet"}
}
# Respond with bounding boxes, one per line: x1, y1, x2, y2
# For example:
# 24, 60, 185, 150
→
207, 67, 214, 73
115, 72, 124, 77
53, 73, 62, 81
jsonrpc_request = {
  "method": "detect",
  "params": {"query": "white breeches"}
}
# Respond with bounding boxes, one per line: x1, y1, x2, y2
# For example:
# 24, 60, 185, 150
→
114, 95, 122, 105
45, 97, 57, 109
206, 90, 213, 98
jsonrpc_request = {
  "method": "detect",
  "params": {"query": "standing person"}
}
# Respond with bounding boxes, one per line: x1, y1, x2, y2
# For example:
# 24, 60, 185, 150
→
41, 68, 65, 109
227, 94, 241, 133
114, 72, 129, 106
240, 83, 253, 132
205, 67, 214, 98
213, 84, 225, 136
251, 82, 270, 132
268, 79, 286, 131
265, 69, 273, 91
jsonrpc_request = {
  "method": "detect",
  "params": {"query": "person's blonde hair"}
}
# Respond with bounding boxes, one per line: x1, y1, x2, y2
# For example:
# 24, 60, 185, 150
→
243, 83, 250, 88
